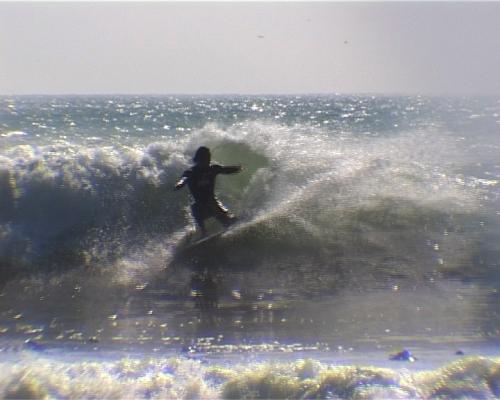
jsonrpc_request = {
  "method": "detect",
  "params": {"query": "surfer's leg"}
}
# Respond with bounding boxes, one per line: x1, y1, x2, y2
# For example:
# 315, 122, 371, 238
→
191, 203, 207, 235
213, 199, 237, 228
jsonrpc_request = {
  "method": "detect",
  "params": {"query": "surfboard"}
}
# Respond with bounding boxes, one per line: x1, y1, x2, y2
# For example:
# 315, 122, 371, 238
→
183, 229, 226, 250
173, 216, 252, 261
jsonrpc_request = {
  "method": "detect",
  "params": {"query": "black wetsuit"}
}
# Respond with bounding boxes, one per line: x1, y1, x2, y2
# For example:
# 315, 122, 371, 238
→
178, 164, 240, 231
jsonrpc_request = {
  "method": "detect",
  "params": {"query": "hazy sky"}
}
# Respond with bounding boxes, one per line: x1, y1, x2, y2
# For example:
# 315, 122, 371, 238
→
1, 2, 500, 95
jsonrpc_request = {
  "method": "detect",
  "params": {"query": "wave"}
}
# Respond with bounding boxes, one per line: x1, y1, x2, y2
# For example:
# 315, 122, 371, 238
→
0, 353, 499, 399
0, 121, 486, 289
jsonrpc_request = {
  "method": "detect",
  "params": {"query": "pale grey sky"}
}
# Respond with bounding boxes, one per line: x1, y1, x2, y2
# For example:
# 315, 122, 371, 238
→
1, 2, 500, 95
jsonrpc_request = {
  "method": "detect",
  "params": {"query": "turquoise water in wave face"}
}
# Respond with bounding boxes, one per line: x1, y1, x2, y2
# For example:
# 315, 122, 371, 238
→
0, 95, 499, 397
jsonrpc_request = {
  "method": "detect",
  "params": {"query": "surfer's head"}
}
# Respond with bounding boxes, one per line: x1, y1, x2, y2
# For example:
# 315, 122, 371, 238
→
193, 146, 211, 166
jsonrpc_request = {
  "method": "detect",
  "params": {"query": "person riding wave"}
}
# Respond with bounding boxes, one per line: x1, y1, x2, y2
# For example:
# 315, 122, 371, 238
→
174, 146, 242, 236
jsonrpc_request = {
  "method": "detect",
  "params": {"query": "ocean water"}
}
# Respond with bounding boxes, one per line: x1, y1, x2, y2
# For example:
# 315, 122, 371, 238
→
0, 95, 499, 398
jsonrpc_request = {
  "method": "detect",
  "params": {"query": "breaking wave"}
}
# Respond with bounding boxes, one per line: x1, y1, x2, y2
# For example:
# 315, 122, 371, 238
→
0, 121, 484, 286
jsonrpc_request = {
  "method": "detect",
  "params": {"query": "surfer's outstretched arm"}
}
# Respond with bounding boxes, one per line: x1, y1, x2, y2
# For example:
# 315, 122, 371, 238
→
216, 165, 243, 174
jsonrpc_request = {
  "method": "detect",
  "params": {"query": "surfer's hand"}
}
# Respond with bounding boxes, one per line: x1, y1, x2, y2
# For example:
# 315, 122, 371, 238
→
174, 177, 188, 190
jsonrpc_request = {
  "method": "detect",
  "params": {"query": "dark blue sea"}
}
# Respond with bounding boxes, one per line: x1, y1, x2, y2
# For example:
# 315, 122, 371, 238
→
0, 95, 499, 398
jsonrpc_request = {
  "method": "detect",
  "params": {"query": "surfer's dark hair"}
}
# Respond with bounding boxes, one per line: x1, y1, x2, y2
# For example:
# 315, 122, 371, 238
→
193, 146, 210, 163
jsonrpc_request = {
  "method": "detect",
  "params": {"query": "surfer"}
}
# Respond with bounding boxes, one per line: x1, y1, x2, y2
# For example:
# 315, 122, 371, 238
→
174, 146, 242, 236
